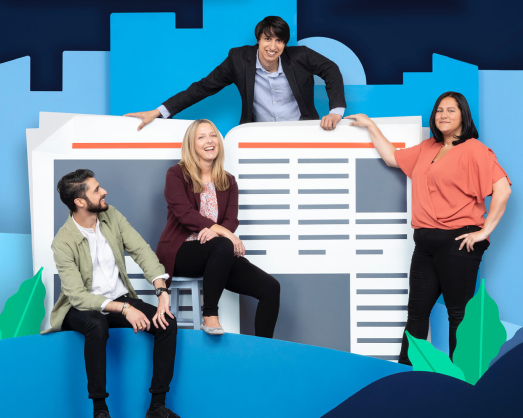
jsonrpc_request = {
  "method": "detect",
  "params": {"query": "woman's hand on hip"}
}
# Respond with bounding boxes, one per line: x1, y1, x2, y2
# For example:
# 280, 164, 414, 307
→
198, 227, 219, 244
456, 229, 489, 252
228, 234, 245, 257
344, 114, 374, 128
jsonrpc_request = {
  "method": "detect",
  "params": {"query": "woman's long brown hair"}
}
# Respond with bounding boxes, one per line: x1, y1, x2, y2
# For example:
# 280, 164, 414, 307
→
178, 119, 230, 193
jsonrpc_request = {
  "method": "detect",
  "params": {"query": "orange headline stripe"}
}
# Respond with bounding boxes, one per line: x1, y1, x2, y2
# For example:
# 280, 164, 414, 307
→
72, 143, 182, 149
238, 142, 405, 149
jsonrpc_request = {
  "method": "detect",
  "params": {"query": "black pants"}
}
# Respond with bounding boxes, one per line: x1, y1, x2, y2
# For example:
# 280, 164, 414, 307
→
398, 226, 489, 365
174, 237, 280, 338
62, 296, 177, 399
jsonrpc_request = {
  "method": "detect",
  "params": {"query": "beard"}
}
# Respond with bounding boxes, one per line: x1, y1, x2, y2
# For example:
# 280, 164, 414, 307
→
85, 195, 109, 213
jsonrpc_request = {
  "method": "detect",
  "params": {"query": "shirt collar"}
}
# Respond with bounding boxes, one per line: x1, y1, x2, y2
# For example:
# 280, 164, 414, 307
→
72, 214, 99, 233
255, 51, 283, 76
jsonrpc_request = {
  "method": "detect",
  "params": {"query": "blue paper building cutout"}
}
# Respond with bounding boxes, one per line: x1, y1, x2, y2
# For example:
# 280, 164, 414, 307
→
0, 52, 110, 235
1, 0, 520, 346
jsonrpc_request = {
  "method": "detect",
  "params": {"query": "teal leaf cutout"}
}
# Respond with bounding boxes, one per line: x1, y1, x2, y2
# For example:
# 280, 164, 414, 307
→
406, 331, 466, 381
0, 267, 46, 339
453, 279, 507, 385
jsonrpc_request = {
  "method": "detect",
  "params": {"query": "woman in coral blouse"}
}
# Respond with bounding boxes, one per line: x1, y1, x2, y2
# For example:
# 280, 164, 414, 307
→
156, 119, 280, 337
346, 92, 511, 365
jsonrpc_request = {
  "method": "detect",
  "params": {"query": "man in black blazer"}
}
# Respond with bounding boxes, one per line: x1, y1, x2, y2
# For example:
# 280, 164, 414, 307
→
126, 16, 346, 131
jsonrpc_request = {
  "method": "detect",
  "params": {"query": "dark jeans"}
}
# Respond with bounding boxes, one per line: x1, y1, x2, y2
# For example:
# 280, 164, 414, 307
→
174, 237, 280, 338
398, 226, 489, 365
62, 296, 177, 399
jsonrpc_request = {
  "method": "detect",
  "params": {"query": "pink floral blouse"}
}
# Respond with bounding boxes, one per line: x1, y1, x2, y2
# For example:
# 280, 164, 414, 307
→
186, 182, 218, 241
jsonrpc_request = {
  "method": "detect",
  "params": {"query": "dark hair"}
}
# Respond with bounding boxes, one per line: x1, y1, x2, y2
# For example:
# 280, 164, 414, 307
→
254, 16, 290, 45
57, 169, 94, 212
429, 92, 478, 145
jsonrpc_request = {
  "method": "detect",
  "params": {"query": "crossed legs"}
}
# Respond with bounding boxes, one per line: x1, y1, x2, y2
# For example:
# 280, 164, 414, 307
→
174, 237, 280, 338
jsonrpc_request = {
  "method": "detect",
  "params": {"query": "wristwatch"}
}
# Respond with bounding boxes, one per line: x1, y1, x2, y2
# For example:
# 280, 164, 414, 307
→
155, 287, 169, 297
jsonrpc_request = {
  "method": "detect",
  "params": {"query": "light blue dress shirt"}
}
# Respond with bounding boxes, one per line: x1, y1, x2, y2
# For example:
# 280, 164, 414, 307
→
158, 52, 345, 121
252, 53, 301, 122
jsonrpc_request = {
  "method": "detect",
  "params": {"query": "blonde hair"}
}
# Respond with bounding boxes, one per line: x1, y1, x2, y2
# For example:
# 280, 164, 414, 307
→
178, 119, 230, 193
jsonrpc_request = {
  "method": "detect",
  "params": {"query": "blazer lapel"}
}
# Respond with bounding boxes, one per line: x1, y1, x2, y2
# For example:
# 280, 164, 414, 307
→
281, 51, 309, 118
194, 192, 201, 211
216, 189, 227, 223
187, 176, 201, 211
245, 46, 257, 122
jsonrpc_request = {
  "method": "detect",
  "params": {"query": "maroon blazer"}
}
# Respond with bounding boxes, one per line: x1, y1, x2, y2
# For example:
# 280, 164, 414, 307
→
156, 164, 239, 286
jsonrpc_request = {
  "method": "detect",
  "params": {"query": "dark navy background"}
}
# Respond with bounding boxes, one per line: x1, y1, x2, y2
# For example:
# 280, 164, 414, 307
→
1, 0, 522, 90
0, 0, 203, 91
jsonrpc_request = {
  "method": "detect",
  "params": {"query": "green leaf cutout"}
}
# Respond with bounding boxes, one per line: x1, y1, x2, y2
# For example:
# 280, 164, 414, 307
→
453, 279, 507, 385
0, 267, 46, 339
406, 331, 466, 381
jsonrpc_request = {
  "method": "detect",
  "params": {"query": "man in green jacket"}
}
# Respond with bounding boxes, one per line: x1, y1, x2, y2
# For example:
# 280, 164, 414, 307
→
49, 169, 180, 418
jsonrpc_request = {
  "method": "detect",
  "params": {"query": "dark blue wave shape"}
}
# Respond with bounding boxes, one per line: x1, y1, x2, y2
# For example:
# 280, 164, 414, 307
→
323, 343, 523, 417
490, 327, 523, 368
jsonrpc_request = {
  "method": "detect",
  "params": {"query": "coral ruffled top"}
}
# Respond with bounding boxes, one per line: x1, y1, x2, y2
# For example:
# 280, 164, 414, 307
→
395, 138, 510, 230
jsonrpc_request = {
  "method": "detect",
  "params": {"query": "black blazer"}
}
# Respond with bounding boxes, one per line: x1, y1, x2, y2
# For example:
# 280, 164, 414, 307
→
162, 45, 346, 125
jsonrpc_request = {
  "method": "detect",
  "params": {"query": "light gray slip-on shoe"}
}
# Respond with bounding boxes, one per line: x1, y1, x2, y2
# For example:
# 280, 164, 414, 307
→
200, 324, 225, 335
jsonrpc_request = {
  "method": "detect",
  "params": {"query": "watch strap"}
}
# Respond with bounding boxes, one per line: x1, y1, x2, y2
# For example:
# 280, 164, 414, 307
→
155, 287, 169, 297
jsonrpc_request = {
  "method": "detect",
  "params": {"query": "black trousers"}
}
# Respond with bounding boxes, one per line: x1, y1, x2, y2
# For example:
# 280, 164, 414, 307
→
398, 226, 489, 365
174, 237, 280, 338
62, 296, 177, 399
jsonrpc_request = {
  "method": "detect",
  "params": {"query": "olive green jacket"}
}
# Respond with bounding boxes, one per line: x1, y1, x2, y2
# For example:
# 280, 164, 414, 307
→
42, 205, 166, 333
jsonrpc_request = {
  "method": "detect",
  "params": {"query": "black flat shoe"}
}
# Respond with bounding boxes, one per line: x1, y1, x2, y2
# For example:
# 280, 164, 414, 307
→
94, 411, 111, 418
146, 404, 181, 418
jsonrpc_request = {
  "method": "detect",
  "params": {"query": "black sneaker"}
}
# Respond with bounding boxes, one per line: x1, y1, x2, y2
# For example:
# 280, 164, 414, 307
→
146, 404, 181, 418
94, 411, 111, 418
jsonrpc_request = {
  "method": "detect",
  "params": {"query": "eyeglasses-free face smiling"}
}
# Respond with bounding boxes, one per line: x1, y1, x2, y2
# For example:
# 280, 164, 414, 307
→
76, 177, 109, 213
257, 32, 285, 68
435, 96, 463, 139
194, 123, 219, 164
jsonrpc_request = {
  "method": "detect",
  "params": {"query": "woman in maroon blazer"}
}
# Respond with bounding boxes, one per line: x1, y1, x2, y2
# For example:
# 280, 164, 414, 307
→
156, 119, 280, 337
